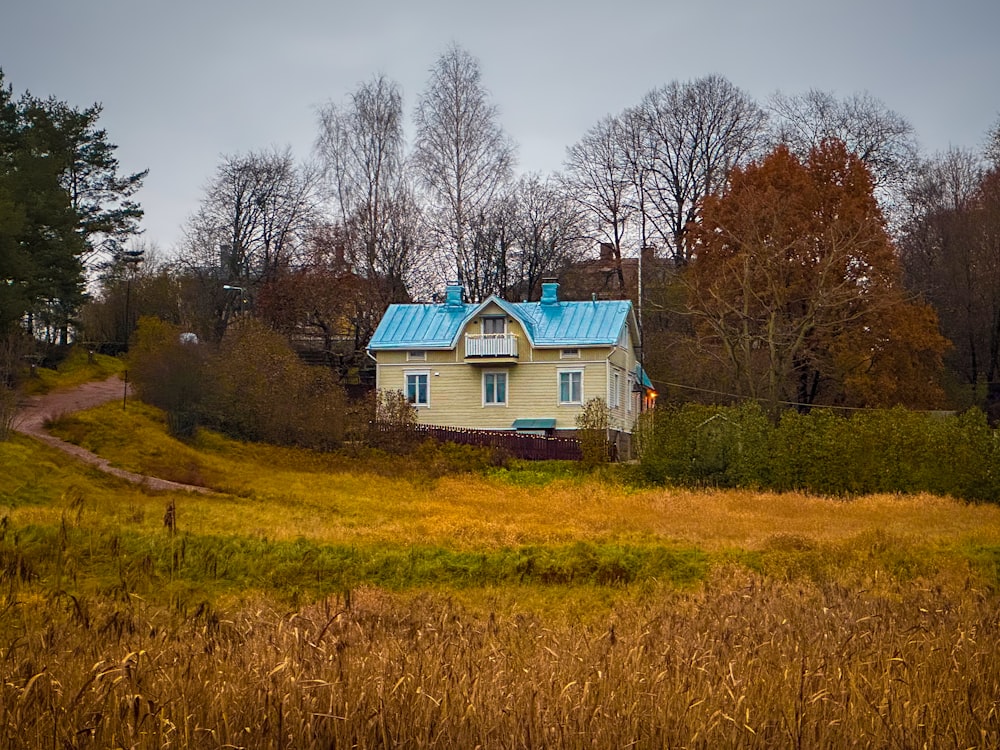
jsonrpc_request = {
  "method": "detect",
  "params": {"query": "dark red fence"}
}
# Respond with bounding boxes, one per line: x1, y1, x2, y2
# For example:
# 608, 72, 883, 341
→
413, 424, 582, 461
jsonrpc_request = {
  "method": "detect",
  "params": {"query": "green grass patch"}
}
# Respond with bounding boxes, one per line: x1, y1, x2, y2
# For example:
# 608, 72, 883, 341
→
22, 347, 125, 395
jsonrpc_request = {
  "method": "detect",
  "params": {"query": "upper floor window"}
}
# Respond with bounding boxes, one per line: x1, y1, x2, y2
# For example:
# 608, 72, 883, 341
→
482, 316, 506, 335
560, 348, 580, 359
407, 350, 426, 362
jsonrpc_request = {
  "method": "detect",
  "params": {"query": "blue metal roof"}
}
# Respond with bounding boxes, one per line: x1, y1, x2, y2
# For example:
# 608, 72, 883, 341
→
368, 295, 634, 350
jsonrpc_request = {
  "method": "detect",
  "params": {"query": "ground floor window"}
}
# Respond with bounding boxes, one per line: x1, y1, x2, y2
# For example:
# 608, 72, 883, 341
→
484, 371, 507, 405
559, 369, 583, 405
405, 371, 429, 406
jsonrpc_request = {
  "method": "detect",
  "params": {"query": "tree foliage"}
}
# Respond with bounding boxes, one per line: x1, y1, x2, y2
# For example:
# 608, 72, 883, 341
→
684, 141, 947, 412
0, 70, 145, 341
769, 90, 919, 229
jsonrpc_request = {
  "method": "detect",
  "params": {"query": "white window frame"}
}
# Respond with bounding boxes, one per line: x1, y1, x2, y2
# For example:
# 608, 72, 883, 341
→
610, 370, 621, 409
627, 374, 634, 413
404, 370, 430, 408
406, 350, 426, 362
482, 316, 506, 335
482, 370, 508, 407
560, 348, 580, 359
558, 368, 584, 405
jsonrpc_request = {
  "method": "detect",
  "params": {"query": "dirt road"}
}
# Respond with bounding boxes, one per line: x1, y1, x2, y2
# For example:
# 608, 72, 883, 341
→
14, 377, 211, 493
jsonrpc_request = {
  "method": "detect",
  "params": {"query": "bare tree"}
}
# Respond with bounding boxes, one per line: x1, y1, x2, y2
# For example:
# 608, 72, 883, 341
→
900, 149, 1000, 398
562, 113, 636, 288
316, 74, 417, 301
641, 75, 768, 264
508, 174, 585, 301
177, 148, 321, 339
412, 43, 515, 292
769, 90, 920, 229
183, 147, 320, 284
986, 114, 1000, 167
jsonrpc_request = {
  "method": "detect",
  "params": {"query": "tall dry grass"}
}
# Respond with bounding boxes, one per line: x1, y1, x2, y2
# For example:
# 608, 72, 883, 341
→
2, 570, 998, 749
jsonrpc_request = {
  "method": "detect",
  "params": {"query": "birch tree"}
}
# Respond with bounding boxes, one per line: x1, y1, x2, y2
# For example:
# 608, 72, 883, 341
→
412, 43, 515, 293
316, 74, 416, 301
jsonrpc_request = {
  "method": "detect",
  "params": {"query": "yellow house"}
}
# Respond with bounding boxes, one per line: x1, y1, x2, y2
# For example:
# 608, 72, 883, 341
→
367, 282, 654, 443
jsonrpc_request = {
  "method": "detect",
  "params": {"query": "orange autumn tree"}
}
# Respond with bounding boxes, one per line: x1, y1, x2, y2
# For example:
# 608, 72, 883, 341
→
684, 140, 947, 413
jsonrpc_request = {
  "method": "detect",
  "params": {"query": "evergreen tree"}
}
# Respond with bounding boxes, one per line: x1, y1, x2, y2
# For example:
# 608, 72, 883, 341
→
0, 70, 145, 340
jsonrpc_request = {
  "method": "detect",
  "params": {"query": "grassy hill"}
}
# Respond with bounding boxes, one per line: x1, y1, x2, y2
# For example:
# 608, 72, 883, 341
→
2, 397, 1000, 747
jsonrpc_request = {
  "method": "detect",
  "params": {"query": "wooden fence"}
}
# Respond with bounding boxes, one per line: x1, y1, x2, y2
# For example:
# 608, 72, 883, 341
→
410, 424, 582, 461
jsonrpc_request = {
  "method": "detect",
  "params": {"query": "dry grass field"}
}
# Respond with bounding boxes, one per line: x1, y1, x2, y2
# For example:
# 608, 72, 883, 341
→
2, 399, 1000, 747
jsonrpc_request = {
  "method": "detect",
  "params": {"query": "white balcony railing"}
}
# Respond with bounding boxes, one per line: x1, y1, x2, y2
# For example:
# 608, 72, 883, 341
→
465, 333, 518, 358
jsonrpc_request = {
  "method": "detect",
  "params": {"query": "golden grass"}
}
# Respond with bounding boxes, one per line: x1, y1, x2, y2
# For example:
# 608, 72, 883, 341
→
2, 572, 999, 749
29, 400, 1000, 556
6, 398, 1000, 746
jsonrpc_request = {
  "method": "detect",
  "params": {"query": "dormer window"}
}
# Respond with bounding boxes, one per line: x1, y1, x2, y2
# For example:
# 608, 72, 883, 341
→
407, 350, 426, 362
482, 316, 506, 335
560, 348, 580, 359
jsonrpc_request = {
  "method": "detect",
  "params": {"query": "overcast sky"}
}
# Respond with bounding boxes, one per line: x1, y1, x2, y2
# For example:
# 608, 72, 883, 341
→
3, 0, 998, 255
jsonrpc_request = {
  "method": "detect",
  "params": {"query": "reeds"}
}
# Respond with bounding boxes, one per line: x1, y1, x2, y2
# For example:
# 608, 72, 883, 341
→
2, 571, 998, 748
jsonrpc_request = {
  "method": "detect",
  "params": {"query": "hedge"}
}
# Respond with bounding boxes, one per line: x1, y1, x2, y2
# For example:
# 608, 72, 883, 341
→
639, 403, 1000, 502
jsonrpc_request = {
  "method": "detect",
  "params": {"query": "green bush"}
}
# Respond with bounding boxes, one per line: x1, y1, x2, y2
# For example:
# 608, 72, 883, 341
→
576, 397, 611, 468
639, 402, 1000, 502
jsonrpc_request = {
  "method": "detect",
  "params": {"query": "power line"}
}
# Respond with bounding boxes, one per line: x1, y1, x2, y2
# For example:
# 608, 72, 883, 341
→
650, 378, 956, 415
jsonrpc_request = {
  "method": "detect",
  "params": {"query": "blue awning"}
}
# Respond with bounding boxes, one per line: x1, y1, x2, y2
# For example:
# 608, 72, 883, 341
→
512, 418, 556, 430
635, 364, 654, 390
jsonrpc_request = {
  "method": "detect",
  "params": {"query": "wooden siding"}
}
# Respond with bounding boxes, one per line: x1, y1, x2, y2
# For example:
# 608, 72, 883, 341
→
376, 358, 616, 431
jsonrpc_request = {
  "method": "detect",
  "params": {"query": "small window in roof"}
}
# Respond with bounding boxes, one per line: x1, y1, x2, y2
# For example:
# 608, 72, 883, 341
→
560, 348, 580, 358
407, 350, 426, 361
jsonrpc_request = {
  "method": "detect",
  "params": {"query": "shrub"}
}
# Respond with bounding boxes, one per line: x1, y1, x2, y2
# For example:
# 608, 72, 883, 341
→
129, 317, 213, 437
208, 319, 347, 449
576, 397, 611, 468
640, 401, 1000, 501
130, 317, 347, 449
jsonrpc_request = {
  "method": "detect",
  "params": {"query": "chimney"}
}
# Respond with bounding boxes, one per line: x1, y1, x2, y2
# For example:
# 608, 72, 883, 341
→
540, 279, 560, 306
444, 282, 464, 308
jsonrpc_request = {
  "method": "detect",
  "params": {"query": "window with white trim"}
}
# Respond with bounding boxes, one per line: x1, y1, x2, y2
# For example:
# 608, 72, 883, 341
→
560, 348, 580, 359
407, 350, 426, 362
405, 371, 430, 407
610, 370, 621, 408
483, 371, 508, 406
482, 316, 506, 335
558, 369, 583, 405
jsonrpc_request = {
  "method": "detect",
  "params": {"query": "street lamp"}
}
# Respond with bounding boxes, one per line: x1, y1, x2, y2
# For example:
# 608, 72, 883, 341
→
121, 247, 144, 351
119, 246, 144, 411
222, 284, 248, 312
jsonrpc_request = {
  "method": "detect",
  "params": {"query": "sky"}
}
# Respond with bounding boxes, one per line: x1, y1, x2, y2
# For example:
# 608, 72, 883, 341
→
2, 0, 998, 255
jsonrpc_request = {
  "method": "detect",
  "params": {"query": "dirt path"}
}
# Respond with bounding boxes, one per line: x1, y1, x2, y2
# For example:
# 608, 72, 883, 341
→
14, 377, 212, 493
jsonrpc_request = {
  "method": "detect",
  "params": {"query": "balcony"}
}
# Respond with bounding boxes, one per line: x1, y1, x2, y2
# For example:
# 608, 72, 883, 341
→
464, 333, 519, 362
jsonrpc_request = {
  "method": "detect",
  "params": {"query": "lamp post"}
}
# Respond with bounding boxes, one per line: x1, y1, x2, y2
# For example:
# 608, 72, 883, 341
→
222, 284, 248, 313
122, 248, 145, 350
120, 246, 144, 410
